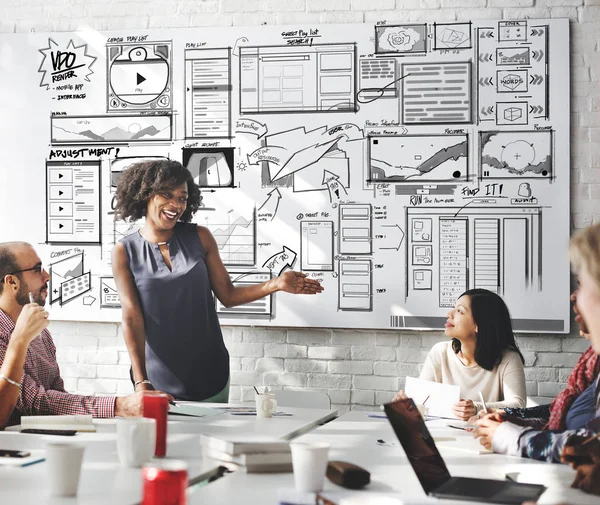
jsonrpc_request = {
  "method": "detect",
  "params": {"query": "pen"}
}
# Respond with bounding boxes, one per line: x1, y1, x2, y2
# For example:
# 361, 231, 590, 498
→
478, 391, 488, 414
581, 432, 600, 446
169, 400, 180, 408
28, 292, 34, 304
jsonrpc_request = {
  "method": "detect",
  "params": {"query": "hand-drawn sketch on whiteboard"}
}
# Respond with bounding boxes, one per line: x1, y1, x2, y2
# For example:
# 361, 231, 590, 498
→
183, 147, 234, 188
338, 260, 373, 311
106, 41, 172, 112
38, 38, 97, 90
199, 208, 256, 267
49, 252, 91, 305
480, 130, 552, 179
358, 59, 397, 101
432, 23, 472, 51
51, 115, 173, 144
339, 204, 372, 255
239, 44, 357, 114
215, 271, 272, 318
477, 21, 548, 124
184, 48, 232, 139
46, 161, 100, 244
100, 277, 121, 308
256, 126, 352, 192
375, 25, 428, 55
301, 221, 334, 272
368, 134, 469, 183
401, 62, 472, 123
0, 18, 570, 330
405, 206, 542, 308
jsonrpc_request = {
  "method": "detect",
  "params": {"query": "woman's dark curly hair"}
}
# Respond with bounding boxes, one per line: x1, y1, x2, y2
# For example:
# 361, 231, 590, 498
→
113, 160, 202, 223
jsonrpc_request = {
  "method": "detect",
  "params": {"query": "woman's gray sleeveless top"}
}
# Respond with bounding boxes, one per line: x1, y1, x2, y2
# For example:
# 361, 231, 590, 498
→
121, 222, 229, 400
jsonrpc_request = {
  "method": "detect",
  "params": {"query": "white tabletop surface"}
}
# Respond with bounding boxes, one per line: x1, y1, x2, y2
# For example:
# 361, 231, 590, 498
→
0, 402, 338, 504
185, 411, 600, 505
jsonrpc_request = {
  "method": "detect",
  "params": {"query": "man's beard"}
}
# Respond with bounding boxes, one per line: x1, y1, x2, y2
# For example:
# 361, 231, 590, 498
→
16, 283, 46, 306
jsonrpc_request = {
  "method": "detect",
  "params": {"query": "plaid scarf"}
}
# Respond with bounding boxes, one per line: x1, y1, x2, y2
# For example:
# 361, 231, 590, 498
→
544, 345, 600, 430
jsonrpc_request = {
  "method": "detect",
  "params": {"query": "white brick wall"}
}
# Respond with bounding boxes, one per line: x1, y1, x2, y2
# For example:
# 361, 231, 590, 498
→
2, 0, 599, 413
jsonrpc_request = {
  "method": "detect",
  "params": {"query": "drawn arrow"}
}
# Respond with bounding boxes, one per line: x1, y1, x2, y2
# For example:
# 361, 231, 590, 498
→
247, 145, 287, 166
480, 106, 494, 116
530, 74, 543, 85
257, 187, 282, 221
530, 28, 544, 36
453, 199, 475, 218
532, 50, 544, 62
529, 105, 543, 114
235, 118, 268, 139
321, 170, 348, 202
479, 30, 494, 38
478, 53, 493, 62
378, 224, 405, 251
83, 296, 96, 306
478, 77, 493, 86
262, 246, 297, 276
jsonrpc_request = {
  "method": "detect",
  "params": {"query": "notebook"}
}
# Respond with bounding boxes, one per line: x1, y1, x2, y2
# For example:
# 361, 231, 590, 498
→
19, 415, 95, 432
384, 399, 546, 504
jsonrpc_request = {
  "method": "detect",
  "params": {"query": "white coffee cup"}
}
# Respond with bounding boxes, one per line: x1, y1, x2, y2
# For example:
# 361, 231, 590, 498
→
290, 442, 330, 492
255, 393, 277, 418
45, 442, 85, 497
116, 417, 156, 467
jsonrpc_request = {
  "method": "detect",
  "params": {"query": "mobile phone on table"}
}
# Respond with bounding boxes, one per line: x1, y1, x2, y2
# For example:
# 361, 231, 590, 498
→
0, 449, 31, 458
21, 429, 77, 436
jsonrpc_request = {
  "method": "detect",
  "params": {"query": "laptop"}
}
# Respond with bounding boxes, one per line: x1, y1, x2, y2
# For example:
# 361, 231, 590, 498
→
383, 399, 546, 504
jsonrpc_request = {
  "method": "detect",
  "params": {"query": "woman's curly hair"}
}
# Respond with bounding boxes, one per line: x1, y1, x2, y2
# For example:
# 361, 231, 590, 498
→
113, 160, 202, 223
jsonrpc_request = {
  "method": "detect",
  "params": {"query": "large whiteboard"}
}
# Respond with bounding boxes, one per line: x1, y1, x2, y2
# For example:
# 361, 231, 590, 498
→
0, 19, 570, 331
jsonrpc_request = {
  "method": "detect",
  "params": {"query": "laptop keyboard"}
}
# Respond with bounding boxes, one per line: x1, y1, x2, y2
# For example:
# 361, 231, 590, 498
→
439, 477, 507, 497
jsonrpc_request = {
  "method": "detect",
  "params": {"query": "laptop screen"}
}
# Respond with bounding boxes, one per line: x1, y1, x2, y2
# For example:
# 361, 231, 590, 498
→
384, 399, 452, 494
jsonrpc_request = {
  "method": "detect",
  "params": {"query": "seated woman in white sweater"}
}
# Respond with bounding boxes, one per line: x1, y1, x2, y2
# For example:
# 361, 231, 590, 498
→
394, 288, 526, 420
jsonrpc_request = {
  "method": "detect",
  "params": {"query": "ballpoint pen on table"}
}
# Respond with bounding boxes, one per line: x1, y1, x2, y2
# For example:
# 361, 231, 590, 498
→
478, 391, 488, 414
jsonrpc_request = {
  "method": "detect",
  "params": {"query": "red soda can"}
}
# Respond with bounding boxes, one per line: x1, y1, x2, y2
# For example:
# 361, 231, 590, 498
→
143, 392, 169, 457
141, 459, 188, 505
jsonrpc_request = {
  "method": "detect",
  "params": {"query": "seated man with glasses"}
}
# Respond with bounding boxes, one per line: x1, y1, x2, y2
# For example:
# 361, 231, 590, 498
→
0, 241, 165, 428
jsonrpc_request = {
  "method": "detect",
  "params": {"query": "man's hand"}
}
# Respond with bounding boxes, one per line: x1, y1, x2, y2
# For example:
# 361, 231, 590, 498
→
473, 413, 504, 450
277, 271, 324, 295
115, 390, 175, 417
571, 463, 600, 495
12, 302, 49, 346
562, 435, 600, 468
392, 390, 408, 402
453, 399, 476, 420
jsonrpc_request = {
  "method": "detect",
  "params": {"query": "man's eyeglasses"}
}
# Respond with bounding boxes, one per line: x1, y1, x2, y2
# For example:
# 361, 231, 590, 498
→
0, 263, 44, 282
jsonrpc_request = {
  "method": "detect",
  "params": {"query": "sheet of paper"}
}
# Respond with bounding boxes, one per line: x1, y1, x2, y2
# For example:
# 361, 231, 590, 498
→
168, 404, 223, 418
404, 376, 460, 419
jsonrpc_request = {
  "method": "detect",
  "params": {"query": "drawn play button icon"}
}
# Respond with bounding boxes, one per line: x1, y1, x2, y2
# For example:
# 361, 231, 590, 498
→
137, 73, 146, 85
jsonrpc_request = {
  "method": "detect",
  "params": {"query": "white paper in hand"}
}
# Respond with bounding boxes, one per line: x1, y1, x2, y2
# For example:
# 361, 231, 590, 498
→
404, 376, 460, 419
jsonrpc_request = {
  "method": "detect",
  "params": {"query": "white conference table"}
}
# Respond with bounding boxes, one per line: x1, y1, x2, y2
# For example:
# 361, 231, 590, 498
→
0, 402, 338, 505
186, 411, 600, 505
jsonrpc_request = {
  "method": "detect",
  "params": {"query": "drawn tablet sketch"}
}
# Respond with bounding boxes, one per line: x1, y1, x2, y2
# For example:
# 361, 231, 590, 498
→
0, 19, 571, 332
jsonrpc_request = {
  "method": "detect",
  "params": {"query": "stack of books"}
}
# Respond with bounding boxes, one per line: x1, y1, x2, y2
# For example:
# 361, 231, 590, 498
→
200, 434, 292, 473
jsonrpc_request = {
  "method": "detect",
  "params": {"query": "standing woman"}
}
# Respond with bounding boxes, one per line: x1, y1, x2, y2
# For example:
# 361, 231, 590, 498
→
112, 160, 323, 402
394, 288, 526, 419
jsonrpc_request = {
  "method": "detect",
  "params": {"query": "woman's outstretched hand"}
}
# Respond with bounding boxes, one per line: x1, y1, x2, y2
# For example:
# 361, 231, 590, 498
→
278, 271, 324, 294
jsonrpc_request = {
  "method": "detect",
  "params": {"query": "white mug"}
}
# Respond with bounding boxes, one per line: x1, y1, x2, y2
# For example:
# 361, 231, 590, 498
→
255, 393, 277, 418
116, 417, 156, 467
45, 442, 85, 497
